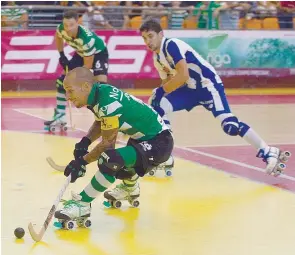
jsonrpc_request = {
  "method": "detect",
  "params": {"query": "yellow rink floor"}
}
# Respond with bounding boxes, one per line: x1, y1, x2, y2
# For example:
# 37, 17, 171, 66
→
2, 130, 295, 255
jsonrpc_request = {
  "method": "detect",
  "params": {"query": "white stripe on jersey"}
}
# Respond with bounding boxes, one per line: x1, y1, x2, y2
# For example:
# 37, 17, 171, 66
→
154, 37, 222, 89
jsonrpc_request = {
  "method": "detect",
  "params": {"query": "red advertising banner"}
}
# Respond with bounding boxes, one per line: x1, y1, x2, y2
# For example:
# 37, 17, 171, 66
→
1, 30, 294, 81
1, 30, 157, 80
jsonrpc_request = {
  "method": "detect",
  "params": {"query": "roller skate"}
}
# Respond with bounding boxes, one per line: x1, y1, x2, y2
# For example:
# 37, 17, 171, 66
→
257, 147, 291, 177
54, 192, 92, 230
103, 183, 140, 208
44, 108, 67, 133
148, 155, 174, 177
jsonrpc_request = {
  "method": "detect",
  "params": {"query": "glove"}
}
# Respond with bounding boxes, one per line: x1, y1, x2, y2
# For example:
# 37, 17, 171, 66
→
150, 86, 165, 108
59, 51, 69, 71
64, 158, 87, 183
74, 136, 91, 160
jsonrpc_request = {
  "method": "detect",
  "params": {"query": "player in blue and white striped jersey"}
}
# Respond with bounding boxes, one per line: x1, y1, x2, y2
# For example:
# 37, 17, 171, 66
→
140, 19, 291, 177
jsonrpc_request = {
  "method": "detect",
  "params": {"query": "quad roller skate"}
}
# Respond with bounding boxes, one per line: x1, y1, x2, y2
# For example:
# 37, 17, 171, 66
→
257, 147, 291, 177
44, 108, 67, 133
54, 192, 92, 230
103, 183, 140, 208
148, 155, 174, 177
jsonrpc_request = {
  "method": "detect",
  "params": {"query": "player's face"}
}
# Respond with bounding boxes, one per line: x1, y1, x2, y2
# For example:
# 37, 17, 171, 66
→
141, 30, 163, 53
63, 18, 78, 37
64, 83, 88, 108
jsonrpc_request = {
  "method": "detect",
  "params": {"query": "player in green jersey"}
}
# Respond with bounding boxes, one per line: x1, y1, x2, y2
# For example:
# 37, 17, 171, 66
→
54, 67, 174, 225
44, 11, 109, 132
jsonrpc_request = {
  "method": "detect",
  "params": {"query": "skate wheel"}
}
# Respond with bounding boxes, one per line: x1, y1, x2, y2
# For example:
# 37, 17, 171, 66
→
280, 151, 291, 162
103, 200, 111, 208
112, 200, 122, 208
62, 126, 68, 132
53, 221, 62, 228
148, 170, 155, 176
278, 162, 286, 170
64, 220, 74, 230
165, 170, 172, 176
130, 199, 140, 208
83, 219, 91, 228
50, 126, 56, 132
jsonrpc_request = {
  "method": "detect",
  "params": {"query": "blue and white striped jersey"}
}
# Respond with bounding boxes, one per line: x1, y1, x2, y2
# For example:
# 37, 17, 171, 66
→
154, 37, 222, 90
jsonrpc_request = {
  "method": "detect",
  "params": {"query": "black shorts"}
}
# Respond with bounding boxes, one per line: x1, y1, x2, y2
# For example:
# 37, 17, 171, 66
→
68, 48, 109, 76
127, 130, 174, 177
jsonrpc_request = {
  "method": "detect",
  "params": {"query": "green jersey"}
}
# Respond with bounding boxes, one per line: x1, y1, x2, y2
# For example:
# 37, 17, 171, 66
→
56, 24, 106, 57
87, 84, 168, 140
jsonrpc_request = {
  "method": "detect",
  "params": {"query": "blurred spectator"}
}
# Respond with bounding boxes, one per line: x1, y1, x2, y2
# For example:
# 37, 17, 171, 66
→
1, 1, 28, 29
255, 1, 277, 17
122, 1, 146, 20
215, 2, 251, 30
142, 1, 166, 23
181, 1, 200, 8
82, 8, 110, 29
103, 1, 130, 29
193, 1, 221, 29
170, 1, 188, 29
276, 1, 295, 29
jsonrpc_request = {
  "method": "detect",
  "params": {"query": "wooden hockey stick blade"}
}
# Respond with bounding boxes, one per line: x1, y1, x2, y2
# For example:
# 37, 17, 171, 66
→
46, 157, 65, 172
28, 175, 71, 242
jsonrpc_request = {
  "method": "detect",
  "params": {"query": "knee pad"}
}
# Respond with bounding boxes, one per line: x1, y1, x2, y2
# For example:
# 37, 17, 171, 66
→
56, 75, 66, 93
98, 149, 125, 176
221, 116, 240, 136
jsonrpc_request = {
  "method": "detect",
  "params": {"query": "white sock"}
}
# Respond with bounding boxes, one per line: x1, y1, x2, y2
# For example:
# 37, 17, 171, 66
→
243, 128, 268, 151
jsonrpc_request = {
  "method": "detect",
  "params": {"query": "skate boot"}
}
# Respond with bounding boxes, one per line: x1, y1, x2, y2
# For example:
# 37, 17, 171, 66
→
44, 108, 67, 132
103, 183, 140, 208
148, 155, 174, 177
54, 192, 92, 230
257, 147, 291, 177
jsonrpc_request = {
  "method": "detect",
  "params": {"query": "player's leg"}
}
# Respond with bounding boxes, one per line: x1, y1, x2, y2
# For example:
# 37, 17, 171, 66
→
205, 85, 288, 176
44, 53, 83, 129
55, 145, 139, 218
92, 48, 109, 83
105, 130, 174, 203
150, 86, 198, 171
152, 86, 197, 129
44, 74, 67, 129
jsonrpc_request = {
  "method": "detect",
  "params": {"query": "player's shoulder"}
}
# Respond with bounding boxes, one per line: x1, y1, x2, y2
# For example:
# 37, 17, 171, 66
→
166, 38, 188, 49
98, 84, 123, 116
78, 25, 96, 40
57, 23, 64, 32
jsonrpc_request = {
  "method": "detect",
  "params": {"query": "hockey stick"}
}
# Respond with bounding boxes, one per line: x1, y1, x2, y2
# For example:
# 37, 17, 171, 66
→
46, 157, 65, 172
65, 65, 76, 131
28, 175, 71, 242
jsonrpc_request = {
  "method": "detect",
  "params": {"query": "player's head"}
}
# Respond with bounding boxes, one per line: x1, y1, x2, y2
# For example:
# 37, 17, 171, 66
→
140, 19, 163, 53
63, 67, 95, 108
63, 11, 79, 36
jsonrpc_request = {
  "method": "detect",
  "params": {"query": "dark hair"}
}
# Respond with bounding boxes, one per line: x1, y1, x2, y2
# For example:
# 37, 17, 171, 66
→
63, 10, 78, 20
139, 19, 163, 33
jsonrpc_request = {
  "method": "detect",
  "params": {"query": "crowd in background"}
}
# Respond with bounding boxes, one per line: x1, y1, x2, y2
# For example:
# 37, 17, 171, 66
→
1, 1, 295, 30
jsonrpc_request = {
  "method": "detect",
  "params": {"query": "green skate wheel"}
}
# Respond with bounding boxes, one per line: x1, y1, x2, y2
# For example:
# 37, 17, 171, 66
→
103, 201, 111, 208
148, 170, 155, 176
53, 221, 62, 228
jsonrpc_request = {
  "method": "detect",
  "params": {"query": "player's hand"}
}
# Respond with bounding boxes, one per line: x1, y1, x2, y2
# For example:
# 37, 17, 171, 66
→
74, 136, 91, 160
59, 51, 69, 70
64, 158, 87, 183
150, 86, 165, 108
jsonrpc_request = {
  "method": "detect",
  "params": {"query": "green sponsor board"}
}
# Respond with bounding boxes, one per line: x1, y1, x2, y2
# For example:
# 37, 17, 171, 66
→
178, 33, 295, 69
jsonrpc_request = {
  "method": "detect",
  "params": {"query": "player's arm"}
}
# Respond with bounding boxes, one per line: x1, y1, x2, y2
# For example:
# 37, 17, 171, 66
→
55, 27, 64, 53
83, 116, 119, 164
85, 120, 102, 142
162, 41, 189, 93
83, 55, 94, 69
